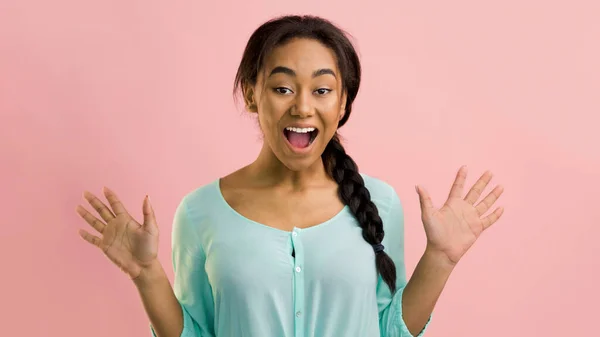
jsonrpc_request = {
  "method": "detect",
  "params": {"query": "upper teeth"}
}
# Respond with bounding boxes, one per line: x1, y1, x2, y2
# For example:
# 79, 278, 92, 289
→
286, 127, 315, 133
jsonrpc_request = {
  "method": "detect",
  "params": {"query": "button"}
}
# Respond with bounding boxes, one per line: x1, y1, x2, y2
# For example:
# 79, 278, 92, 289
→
292, 232, 297, 237
295, 266, 301, 273
296, 311, 302, 317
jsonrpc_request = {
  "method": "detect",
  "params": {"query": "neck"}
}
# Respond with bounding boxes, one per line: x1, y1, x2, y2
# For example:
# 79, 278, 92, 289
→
247, 143, 331, 190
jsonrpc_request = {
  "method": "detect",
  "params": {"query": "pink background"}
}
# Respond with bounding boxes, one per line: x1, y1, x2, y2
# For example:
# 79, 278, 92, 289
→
2, 0, 599, 336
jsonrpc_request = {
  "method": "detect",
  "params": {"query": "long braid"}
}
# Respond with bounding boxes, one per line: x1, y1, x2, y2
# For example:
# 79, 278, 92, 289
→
323, 134, 397, 293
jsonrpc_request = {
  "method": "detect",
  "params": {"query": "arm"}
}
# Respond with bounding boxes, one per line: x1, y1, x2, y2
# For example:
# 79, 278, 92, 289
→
377, 188, 438, 337
134, 260, 185, 337
401, 167, 505, 335
76, 187, 213, 337
401, 248, 454, 336
140, 197, 214, 337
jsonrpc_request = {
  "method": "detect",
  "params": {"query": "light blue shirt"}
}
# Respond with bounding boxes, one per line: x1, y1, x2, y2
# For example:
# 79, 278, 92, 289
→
150, 174, 431, 337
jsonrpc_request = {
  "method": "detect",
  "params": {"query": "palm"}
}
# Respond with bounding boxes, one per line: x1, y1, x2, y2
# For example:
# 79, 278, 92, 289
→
77, 188, 159, 279
417, 167, 504, 265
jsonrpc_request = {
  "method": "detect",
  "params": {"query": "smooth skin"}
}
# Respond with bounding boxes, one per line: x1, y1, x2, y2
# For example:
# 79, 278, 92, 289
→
77, 39, 504, 337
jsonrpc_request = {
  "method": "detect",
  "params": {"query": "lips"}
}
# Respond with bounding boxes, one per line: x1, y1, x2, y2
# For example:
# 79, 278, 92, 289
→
283, 126, 319, 149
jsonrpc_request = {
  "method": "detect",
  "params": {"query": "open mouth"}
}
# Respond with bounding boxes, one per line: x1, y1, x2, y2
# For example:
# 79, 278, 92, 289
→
283, 126, 319, 149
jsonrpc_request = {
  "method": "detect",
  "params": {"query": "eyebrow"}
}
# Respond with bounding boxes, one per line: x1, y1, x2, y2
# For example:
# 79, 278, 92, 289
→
268, 66, 337, 78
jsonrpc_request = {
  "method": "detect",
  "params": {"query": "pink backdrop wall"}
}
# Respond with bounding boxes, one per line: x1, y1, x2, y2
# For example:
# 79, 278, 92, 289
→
2, 0, 599, 336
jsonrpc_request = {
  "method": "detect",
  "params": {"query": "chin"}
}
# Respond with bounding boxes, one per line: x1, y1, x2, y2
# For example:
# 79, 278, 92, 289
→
277, 152, 321, 172
272, 141, 326, 172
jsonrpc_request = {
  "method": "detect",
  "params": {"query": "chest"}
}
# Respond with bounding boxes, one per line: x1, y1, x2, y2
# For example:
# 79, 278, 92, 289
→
203, 213, 378, 297
224, 187, 346, 232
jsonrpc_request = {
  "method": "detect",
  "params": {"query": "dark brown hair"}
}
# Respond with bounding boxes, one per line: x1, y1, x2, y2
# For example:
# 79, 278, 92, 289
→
233, 15, 397, 293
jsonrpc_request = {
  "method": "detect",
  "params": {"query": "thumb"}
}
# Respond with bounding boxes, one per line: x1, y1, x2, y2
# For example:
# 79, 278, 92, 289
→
416, 185, 435, 215
142, 195, 158, 234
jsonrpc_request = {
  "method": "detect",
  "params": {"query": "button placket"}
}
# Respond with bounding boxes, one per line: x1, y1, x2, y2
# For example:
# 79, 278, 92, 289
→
291, 228, 305, 337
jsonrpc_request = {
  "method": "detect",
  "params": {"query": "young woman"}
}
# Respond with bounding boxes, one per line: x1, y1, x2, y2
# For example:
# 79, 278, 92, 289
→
77, 15, 504, 337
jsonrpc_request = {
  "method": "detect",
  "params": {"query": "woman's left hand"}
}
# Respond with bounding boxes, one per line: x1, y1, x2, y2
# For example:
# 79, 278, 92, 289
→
416, 166, 504, 266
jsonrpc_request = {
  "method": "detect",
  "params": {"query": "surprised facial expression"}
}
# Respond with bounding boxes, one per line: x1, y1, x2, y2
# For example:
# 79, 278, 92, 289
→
245, 38, 347, 171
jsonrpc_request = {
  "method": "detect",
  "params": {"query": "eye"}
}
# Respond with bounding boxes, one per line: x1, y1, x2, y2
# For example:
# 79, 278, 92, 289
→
274, 87, 293, 95
315, 88, 332, 96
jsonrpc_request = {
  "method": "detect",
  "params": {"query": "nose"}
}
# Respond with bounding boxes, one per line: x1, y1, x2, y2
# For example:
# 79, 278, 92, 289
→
290, 90, 314, 118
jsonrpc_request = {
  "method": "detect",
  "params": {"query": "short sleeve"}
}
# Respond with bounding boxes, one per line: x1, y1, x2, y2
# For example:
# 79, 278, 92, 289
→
150, 197, 215, 337
377, 188, 431, 337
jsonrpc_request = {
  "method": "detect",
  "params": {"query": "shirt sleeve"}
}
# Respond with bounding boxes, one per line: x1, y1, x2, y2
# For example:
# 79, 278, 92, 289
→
377, 187, 432, 337
150, 197, 215, 337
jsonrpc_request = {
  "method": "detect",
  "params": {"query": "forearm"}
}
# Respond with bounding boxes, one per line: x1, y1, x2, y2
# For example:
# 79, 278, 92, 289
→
401, 248, 455, 336
133, 259, 184, 337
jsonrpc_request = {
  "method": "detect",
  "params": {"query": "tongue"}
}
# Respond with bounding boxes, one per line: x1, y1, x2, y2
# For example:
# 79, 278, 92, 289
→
287, 132, 311, 148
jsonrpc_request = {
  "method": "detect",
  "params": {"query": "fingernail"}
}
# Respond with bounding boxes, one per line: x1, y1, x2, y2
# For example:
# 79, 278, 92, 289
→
415, 185, 419, 193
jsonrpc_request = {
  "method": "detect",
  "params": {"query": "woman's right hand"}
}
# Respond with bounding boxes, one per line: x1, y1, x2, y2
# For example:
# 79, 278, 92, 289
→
76, 187, 159, 280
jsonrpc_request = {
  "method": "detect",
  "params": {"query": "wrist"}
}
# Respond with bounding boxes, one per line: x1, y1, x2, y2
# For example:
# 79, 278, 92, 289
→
132, 259, 166, 289
423, 246, 457, 272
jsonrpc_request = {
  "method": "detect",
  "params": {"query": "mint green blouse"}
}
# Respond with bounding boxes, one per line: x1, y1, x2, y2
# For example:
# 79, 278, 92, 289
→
150, 174, 431, 337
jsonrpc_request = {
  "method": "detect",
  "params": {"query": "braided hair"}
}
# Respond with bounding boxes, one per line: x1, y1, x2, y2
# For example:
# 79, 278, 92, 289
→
234, 15, 397, 293
322, 134, 397, 292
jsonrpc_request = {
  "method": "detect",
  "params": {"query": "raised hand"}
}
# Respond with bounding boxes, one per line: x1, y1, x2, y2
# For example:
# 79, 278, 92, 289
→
416, 166, 504, 265
76, 187, 159, 280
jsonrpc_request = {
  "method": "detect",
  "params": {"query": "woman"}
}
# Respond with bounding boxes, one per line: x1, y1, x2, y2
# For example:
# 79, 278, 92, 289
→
77, 15, 504, 337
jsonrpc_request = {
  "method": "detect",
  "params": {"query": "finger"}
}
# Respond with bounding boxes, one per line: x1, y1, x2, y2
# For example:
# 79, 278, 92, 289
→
448, 165, 468, 199
103, 187, 129, 216
475, 185, 504, 216
481, 207, 504, 229
142, 195, 158, 234
416, 185, 435, 213
78, 228, 102, 248
464, 170, 493, 205
84, 191, 116, 222
76, 205, 106, 234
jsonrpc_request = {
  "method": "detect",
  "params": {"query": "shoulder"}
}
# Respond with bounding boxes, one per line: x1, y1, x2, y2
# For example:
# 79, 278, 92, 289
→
170, 178, 222, 255
360, 173, 400, 205
178, 179, 221, 212
360, 173, 403, 221
172, 179, 221, 232
360, 173, 396, 196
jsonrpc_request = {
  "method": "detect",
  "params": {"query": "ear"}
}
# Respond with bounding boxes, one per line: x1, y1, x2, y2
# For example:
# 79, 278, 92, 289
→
243, 84, 258, 113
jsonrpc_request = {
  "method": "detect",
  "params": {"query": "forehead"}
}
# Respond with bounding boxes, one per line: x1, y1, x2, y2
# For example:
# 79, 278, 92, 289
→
263, 38, 339, 75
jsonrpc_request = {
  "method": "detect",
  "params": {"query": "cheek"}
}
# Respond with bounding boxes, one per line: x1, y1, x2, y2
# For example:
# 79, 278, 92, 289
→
317, 99, 342, 128
257, 102, 285, 136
